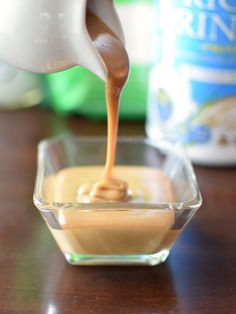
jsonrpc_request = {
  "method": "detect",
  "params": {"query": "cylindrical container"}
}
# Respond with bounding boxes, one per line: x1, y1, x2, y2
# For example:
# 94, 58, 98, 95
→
146, 0, 236, 165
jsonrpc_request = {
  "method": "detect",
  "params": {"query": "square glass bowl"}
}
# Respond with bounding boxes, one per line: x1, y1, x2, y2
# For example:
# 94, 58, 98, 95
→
33, 136, 202, 266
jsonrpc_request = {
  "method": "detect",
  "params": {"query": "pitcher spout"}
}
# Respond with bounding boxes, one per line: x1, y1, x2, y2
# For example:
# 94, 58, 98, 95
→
73, 0, 125, 81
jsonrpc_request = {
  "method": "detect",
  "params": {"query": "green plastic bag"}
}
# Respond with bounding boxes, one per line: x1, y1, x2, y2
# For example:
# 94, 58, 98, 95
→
44, 0, 154, 120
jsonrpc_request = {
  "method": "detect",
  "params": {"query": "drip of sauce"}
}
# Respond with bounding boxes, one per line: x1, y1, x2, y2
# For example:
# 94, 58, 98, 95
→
77, 9, 130, 203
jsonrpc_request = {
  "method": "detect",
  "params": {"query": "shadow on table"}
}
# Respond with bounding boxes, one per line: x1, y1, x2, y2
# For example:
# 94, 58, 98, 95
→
41, 249, 181, 314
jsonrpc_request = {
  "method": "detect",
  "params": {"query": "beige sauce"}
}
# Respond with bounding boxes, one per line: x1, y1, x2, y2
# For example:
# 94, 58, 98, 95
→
77, 9, 130, 203
43, 166, 177, 255
44, 166, 176, 204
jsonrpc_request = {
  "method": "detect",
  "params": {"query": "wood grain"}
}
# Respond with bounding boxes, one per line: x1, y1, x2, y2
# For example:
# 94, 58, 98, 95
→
0, 108, 235, 314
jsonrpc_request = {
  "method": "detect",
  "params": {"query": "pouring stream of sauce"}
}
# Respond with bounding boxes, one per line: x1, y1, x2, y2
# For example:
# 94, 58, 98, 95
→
77, 9, 130, 203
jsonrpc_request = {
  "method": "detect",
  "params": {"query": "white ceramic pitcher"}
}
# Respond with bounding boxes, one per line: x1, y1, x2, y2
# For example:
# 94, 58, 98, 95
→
0, 0, 124, 80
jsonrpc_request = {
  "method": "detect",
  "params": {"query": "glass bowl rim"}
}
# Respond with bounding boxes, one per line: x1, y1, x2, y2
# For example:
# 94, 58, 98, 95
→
33, 135, 202, 212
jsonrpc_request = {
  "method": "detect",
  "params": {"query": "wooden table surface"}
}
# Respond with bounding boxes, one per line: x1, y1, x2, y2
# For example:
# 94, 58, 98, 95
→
0, 107, 235, 314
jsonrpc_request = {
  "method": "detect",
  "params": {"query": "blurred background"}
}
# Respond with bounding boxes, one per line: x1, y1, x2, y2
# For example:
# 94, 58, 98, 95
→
1, 0, 236, 167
